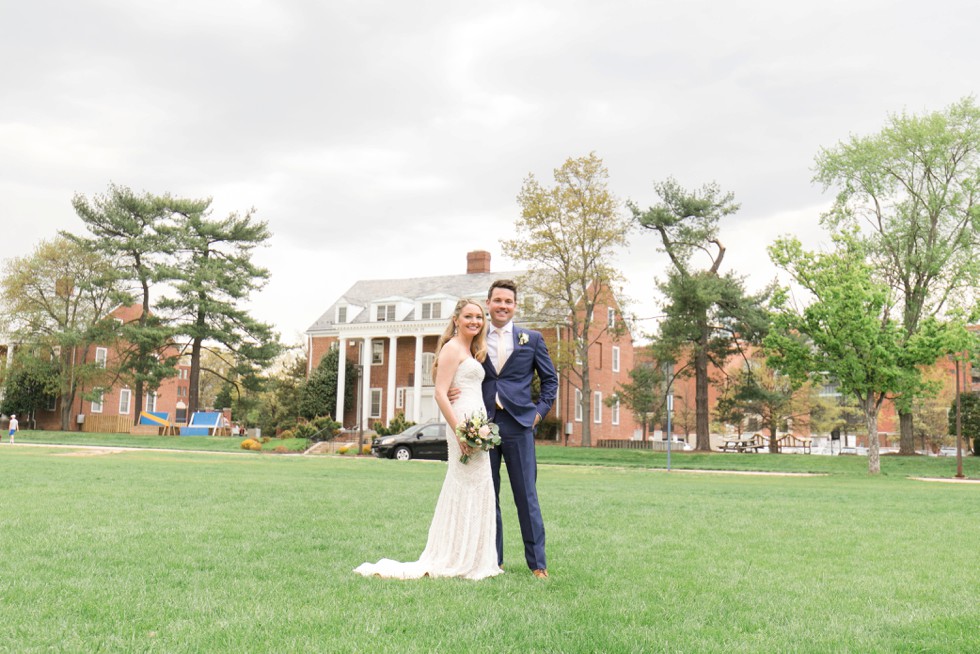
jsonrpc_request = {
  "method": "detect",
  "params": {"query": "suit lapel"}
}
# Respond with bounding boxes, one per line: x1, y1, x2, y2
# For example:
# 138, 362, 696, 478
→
499, 326, 520, 373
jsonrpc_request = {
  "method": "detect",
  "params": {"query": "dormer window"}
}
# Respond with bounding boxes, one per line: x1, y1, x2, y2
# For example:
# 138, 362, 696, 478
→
421, 301, 442, 320
376, 304, 396, 322
337, 306, 347, 323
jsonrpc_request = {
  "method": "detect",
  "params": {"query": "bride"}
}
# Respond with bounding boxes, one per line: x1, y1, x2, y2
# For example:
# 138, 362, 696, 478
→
354, 299, 503, 580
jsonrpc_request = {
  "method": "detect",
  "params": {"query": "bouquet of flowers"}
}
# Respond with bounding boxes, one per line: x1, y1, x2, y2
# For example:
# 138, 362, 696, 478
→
455, 411, 501, 464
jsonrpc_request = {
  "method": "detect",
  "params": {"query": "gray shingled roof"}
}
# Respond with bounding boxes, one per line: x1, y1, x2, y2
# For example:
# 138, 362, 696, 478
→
306, 269, 525, 333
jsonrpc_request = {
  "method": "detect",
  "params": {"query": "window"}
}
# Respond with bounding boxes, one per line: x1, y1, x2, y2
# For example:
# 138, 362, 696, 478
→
421, 302, 441, 320
46, 395, 57, 412
593, 391, 602, 423
179, 368, 189, 380
612, 398, 620, 425
372, 341, 384, 365
370, 388, 382, 418
395, 388, 406, 409
91, 390, 104, 414
95, 347, 108, 368
376, 304, 396, 322
422, 352, 436, 386
145, 392, 157, 413
612, 346, 621, 373
337, 306, 348, 323
574, 389, 583, 422
176, 386, 187, 398
608, 308, 616, 328
119, 389, 131, 415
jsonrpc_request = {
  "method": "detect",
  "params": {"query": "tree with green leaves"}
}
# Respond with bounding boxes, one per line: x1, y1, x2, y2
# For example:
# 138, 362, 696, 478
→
814, 97, 980, 454
503, 153, 632, 447
724, 355, 813, 453
609, 363, 664, 441
156, 202, 280, 415
299, 346, 357, 421
0, 236, 121, 429
949, 392, 980, 454
767, 233, 947, 474
631, 179, 771, 451
69, 184, 181, 421
0, 354, 59, 427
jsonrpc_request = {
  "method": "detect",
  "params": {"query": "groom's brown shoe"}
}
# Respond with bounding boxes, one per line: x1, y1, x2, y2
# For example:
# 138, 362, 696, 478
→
532, 569, 549, 579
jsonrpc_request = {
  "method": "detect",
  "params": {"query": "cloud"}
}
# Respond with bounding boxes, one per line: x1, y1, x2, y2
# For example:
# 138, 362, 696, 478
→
1, 0, 978, 343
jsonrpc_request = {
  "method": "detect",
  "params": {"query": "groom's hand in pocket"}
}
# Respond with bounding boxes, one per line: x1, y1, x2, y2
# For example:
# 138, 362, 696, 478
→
447, 387, 461, 402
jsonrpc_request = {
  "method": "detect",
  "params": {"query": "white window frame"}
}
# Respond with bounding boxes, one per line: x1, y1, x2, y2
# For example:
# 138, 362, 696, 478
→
91, 390, 104, 414
375, 304, 396, 322
421, 301, 441, 320
422, 352, 436, 386
612, 398, 620, 425
574, 389, 583, 422
612, 346, 621, 373
336, 306, 348, 323
370, 388, 382, 419
593, 391, 602, 424
395, 387, 406, 409
95, 346, 108, 368
371, 340, 384, 365
608, 307, 616, 328
119, 388, 131, 415
145, 392, 158, 413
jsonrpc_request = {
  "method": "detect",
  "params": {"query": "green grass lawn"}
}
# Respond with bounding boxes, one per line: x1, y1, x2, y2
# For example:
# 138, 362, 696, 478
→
0, 443, 978, 652
12, 430, 310, 453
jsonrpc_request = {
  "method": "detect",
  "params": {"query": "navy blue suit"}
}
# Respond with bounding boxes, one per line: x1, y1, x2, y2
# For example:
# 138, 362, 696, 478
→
482, 325, 558, 571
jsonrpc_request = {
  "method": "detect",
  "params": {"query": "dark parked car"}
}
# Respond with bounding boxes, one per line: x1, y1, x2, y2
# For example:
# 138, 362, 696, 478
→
372, 422, 449, 461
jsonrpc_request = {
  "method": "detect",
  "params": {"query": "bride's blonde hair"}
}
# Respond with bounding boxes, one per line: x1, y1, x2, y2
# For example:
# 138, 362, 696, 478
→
432, 298, 488, 378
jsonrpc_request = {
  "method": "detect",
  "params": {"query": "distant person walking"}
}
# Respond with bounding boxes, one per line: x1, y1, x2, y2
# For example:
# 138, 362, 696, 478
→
8, 414, 17, 443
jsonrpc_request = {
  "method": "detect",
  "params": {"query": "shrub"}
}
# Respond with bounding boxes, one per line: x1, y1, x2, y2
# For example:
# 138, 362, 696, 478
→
274, 445, 288, 454
294, 423, 318, 439
279, 429, 295, 440
374, 412, 415, 436
309, 416, 342, 443
240, 438, 262, 451
361, 444, 371, 455
337, 445, 350, 454
261, 436, 271, 443
536, 417, 561, 441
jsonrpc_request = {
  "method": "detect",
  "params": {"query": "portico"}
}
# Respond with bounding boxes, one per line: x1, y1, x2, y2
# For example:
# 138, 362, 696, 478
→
330, 321, 446, 429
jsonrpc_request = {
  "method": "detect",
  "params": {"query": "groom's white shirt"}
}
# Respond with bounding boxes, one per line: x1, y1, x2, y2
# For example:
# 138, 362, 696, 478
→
486, 320, 513, 368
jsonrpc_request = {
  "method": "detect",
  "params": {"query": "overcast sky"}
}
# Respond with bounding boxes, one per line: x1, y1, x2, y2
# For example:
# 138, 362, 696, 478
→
2, 0, 977, 344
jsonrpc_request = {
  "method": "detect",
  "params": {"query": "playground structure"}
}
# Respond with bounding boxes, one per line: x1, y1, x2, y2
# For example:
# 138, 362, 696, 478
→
132, 410, 232, 437
179, 411, 231, 436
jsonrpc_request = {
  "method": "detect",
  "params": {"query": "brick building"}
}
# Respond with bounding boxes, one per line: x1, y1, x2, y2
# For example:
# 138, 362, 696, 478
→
305, 251, 639, 445
23, 304, 192, 432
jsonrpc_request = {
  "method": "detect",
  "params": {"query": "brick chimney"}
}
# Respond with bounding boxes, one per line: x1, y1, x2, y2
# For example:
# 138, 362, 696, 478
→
466, 250, 491, 274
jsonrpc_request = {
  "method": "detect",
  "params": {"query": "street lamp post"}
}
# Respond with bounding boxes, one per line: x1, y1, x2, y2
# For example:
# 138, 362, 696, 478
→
955, 355, 965, 479
666, 393, 673, 472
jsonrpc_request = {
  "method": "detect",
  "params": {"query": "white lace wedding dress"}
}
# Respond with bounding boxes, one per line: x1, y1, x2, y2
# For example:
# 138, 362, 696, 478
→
354, 357, 503, 580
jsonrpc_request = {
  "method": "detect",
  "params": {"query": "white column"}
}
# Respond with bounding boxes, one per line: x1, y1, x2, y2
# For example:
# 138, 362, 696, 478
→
361, 337, 373, 430
412, 335, 424, 423
386, 336, 398, 424
335, 339, 346, 424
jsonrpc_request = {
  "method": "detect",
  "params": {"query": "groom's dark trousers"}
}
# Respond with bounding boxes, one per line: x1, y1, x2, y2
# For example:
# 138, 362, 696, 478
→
489, 408, 546, 571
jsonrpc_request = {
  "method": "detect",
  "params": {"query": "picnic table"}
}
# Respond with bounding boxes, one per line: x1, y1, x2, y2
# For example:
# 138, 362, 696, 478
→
719, 437, 763, 453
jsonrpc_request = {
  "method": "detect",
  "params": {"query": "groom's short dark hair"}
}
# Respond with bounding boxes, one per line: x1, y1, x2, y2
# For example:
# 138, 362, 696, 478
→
488, 279, 518, 300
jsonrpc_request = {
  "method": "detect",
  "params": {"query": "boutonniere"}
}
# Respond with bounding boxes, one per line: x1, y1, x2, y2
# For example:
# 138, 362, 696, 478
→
517, 333, 529, 346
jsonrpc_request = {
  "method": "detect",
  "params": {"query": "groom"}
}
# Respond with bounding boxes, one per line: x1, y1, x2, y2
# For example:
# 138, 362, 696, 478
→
482, 279, 558, 578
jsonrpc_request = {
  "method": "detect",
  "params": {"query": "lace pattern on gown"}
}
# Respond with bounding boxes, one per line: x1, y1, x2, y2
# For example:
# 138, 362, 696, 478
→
354, 358, 502, 580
